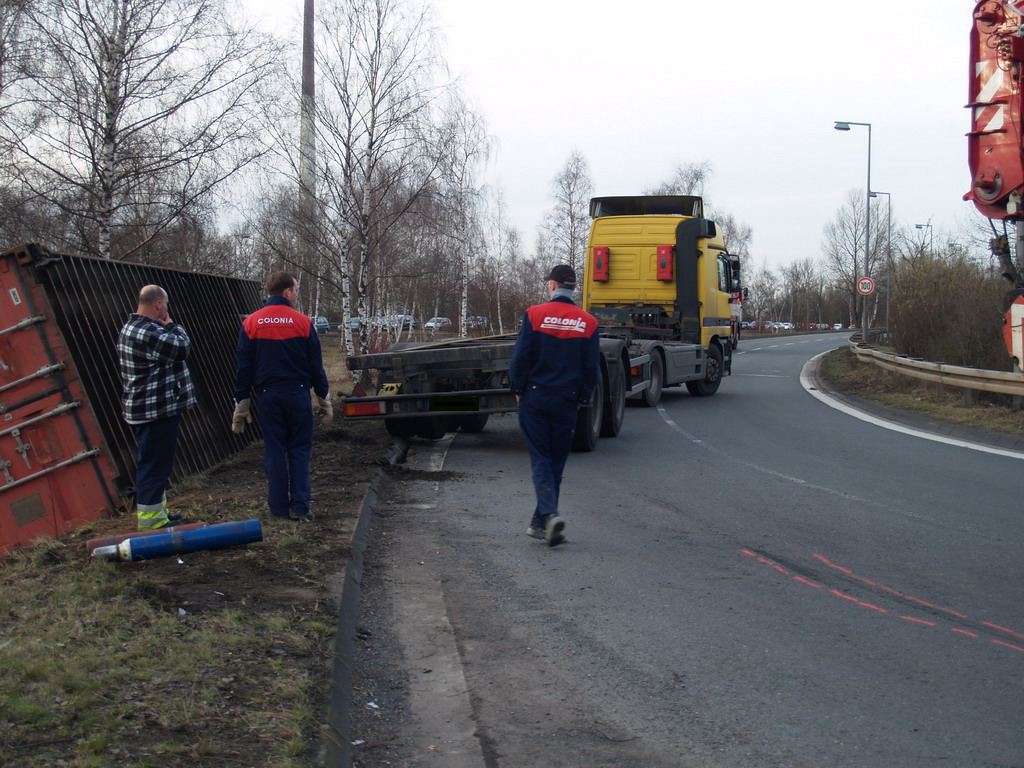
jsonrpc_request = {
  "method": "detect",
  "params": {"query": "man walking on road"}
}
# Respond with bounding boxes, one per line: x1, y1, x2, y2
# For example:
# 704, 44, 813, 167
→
117, 284, 197, 530
510, 265, 600, 546
232, 271, 332, 522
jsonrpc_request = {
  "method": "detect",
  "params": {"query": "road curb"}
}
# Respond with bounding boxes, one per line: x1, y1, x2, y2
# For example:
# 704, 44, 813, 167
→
321, 437, 409, 768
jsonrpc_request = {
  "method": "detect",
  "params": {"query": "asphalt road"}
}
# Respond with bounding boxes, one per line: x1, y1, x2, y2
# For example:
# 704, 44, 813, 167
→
349, 333, 1024, 768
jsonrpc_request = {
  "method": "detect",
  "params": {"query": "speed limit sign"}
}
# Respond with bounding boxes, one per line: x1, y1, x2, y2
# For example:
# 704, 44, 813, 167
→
857, 277, 875, 295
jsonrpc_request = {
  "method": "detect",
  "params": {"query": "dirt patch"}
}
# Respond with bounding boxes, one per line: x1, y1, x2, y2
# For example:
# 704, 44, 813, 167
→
75, 421, 388, 614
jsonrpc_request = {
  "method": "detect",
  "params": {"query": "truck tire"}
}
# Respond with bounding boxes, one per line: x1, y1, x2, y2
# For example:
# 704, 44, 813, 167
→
572, 375, 603, 452
686, 343, 723, 397
600, 363, 625, 437
640, 351, 664, 407
456, 413, 490, 433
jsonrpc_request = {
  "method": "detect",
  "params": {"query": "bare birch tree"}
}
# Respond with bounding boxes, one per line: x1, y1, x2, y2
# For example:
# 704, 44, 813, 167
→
645, 160, 711, 197
540, 150, 592, 274
0, 0, 283, 260
314, 0, 447, 357
432, 91, 490, 332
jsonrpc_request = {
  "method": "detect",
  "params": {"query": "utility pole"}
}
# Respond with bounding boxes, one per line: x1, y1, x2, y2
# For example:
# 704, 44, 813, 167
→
299, 0, 318, 313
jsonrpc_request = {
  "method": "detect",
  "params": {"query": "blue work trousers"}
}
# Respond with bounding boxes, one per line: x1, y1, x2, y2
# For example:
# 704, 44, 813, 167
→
517, 388, 578, 526
132, 413, 181, 506
257, 386, 313, 517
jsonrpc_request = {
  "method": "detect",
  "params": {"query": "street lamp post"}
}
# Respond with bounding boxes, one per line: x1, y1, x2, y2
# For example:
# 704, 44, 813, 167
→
870, 191, 892, 337
835, 120, 872, 338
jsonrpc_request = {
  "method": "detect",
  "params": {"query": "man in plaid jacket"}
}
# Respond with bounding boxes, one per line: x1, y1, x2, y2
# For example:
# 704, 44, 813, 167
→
117, 285, 197, 530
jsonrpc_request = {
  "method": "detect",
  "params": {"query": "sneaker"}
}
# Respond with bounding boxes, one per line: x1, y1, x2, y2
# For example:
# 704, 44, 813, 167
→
156, 514, 188, 529
290, 510, 315, 522
543, 514, 565, 547
263, 509, 291, 521
526, 525, 545, 540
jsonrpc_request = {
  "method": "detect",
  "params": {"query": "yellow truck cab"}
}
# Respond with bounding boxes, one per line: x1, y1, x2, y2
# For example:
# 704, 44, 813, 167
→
582, 195, 741, 401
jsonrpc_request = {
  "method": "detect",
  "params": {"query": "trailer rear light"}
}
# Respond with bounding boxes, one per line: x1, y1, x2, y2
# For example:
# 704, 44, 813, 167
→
343, 401, 385, 417
656, 245, 674, 281
592, 246, 610, 282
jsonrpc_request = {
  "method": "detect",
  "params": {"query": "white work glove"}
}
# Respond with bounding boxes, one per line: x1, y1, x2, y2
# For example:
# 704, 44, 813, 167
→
231, 398, 252, 434
314, 394, 334, 426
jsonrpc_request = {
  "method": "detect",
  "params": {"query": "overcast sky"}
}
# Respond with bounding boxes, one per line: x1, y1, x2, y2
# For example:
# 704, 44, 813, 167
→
253, 0, 978, 272
431, 0, 977, 271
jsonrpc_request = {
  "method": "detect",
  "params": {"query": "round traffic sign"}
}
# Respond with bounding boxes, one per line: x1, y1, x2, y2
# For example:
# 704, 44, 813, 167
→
857, 277, 875, 295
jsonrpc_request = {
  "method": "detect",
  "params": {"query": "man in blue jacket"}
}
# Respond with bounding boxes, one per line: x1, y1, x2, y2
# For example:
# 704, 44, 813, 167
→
510, 265, 600, 546
232, 271, 332, 521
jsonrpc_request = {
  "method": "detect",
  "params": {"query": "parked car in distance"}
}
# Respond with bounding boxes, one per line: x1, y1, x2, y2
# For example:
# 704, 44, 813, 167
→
386, 314, 415, 331
833, 323, 843, 330
465, 315, 489, 331
314, 316, 329, 334
424, 316, 452, 331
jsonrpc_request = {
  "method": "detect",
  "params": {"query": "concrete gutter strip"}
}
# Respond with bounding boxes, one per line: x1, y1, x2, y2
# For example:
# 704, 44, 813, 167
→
321, 437, 409, 768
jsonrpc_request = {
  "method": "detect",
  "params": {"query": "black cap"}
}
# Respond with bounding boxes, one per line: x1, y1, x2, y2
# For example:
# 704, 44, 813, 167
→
547, 264, 577, 286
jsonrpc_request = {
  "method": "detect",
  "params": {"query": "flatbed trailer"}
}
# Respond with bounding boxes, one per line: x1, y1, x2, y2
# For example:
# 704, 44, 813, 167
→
341, 330, 653, 452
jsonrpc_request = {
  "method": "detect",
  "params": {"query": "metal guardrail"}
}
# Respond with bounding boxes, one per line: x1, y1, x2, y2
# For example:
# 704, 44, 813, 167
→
848, 341, 1024, 397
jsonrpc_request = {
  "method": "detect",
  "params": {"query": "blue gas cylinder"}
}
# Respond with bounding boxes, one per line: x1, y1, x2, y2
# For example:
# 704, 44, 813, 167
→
117, 519, 263, 561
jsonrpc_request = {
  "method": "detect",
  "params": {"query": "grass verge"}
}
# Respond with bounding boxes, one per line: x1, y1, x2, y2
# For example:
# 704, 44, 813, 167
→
0, 341, 389, 767
818, 346, 1024, 437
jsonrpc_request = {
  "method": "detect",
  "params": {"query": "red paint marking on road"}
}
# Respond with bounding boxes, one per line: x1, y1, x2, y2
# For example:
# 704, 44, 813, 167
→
831, 590, 859, 603
793, 576, 822, 589
858, 602, 888, 613
902, 596, 967, 620
991, 639, 1024, 653
747, 553, 1024, 657
983, 622, 1024, 641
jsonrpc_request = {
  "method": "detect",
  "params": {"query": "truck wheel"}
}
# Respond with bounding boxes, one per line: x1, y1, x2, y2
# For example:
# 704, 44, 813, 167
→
572, 375, 603, 452
640, 351, 664, 407
457, 413, 490, 433
686, 343, 723, 397
385, 419, 417, 438
600, 364, 625, 437
415, 416, 450, 440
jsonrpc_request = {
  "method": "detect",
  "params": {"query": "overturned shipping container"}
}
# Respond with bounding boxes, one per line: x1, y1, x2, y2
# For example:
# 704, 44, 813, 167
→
0, 243, 264, 555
